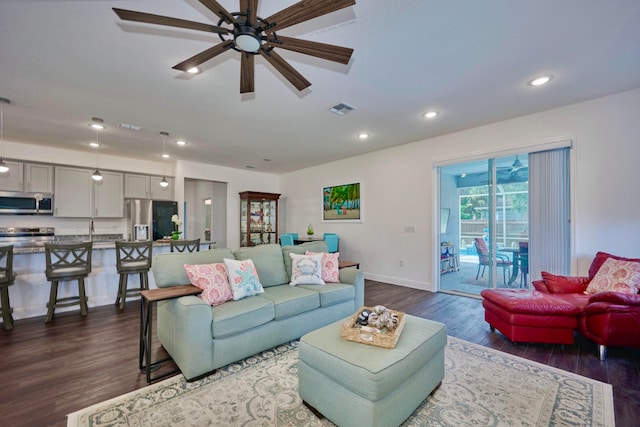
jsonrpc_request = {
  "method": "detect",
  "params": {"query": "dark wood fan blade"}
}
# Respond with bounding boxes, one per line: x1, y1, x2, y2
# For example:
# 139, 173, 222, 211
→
240, 0, 260, 26
172, 40, 235, 71
240, 53, 255, 93
198, 0, 237, 25
113, 8, 230, 35
266, 35, 353, 64
264, 0, 355, 33
259, 49, 311, 91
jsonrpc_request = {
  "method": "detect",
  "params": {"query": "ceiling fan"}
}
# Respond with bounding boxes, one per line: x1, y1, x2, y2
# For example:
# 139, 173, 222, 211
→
113, 0, 356, 94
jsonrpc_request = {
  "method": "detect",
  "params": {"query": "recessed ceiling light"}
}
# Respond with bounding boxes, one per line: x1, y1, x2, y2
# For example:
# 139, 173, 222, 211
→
175, 140, 187, 146
529, 75, 553, 86
89, 142, 100, 148
187, 67, 200, 74
357, 133, 369, 140
423, 111, 438, 119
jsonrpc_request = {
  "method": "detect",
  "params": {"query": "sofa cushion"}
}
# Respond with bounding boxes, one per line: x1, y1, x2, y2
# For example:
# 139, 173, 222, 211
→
585, 258, 640, 295
184, 262, 233, 306
223, 258, 265, 300
298, 283, 355, 307
289, 253, 324, 285
540, 271, 590, 294
211, 296, 274, 339
152, 248, 235, 288
259, 285, 320, 320
233, 244, 288, 287
480, 289, 581, 316
282, 241, 329, 281
588, 251, 640, 280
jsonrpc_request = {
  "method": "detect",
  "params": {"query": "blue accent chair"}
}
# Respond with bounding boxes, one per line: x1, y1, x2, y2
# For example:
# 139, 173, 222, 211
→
290, 233, 299, 240
323, 233, 339, 253
279, 234, 294, 246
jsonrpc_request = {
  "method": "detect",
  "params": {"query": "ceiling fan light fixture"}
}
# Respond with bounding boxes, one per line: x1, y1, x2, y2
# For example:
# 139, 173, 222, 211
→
235, 31, 261, 52
187, 67, 200, 74
512, 155, 522, 168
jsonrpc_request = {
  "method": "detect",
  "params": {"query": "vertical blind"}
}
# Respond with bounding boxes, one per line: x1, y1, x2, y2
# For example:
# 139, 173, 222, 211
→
528, 147, 571, 279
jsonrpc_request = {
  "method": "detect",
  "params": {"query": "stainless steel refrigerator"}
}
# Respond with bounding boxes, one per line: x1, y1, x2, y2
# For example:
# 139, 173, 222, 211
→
125, 199, 178, 241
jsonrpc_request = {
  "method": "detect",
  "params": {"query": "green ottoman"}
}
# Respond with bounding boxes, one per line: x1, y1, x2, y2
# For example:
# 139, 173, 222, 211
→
299, 315, 447, 427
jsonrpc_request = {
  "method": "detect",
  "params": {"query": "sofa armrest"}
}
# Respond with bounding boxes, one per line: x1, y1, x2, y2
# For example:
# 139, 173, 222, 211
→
587, 291, 640, 306
157, 295, 214, 380
339, 268, 365, 308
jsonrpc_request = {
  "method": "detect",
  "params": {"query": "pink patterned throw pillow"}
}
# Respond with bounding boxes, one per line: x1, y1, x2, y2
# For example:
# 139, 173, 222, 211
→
184, 263, 233, 306
306, 251, 340, 283
584, 258, 640, 295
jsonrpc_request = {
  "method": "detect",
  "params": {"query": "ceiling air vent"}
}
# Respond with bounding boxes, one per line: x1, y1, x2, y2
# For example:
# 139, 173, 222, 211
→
329, 102, 356, 116
118, 123, 142, 131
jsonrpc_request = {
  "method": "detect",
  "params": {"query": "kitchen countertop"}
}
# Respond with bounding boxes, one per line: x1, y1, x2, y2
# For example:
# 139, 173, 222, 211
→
13, 239, 215, 255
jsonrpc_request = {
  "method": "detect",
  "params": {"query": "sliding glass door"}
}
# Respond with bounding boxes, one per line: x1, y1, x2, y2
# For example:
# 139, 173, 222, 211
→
439, 155, 530, 295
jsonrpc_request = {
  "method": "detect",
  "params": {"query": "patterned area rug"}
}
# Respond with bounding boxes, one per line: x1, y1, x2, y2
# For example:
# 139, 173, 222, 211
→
67, 337, 614, 427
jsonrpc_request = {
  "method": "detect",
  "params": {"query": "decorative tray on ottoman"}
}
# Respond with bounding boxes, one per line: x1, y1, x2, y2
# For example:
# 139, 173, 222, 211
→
341, 306, 406, 349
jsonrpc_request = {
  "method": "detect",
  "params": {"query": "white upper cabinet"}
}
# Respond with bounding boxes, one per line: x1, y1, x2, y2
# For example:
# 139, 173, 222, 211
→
125, 174, 174, 200
93, 171, 124, 218
54, 167, 124, 218
0, 161, 24, 191
25, 163, 54, 193
54, 166, 93, 217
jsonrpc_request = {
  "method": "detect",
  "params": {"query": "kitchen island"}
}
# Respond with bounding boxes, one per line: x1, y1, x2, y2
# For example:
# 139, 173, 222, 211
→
8, 239, 211, 321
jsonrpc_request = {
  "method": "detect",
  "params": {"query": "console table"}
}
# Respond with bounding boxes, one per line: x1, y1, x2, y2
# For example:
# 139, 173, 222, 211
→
140, 285, 201, 383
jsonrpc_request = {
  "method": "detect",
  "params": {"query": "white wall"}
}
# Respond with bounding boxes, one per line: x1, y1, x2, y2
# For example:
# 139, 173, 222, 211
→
281, 88, 640, 291
175, 160, 280, 249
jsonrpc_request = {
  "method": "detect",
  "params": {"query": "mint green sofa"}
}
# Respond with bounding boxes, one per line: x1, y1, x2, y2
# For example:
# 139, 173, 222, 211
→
151, 241, 365, 380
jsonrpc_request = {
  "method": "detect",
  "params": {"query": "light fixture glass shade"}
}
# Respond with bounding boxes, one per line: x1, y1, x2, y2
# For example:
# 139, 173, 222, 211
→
0, 158, 9, 174
92, 169, 103, 181
235, 34, 261, 52
160, 176, 169, 188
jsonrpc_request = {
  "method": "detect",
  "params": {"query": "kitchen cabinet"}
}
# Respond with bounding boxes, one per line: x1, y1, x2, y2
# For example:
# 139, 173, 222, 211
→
0, 161, 24, 191
54, 166, 93, 217
25, 163, 54, 193
0, 162, 53, 193
93, 171, 124, 217
54, 166, 123, 218
124, 174, 174, 200
239, 191, 280, 247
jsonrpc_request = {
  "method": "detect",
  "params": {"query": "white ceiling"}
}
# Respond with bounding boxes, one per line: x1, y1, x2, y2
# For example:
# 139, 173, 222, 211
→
1, 0, 639, 174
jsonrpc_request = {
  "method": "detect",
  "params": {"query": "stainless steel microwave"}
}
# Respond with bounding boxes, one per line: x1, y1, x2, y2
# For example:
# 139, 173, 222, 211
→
0, 191, 54, 214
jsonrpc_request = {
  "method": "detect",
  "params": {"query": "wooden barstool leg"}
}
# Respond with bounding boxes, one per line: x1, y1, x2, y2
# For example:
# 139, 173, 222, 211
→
1, 287, 13, 330
119, 274, 129, 310
116, 274, 125, 306
45, 281, 59, 323
78, 278, 88, 316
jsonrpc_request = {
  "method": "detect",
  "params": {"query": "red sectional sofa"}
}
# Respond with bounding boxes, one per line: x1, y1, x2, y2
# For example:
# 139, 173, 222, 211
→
481, 252, 640, 359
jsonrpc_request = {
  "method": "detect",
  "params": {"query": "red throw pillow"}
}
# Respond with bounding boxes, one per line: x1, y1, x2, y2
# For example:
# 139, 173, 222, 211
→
541, 271, 590, 294
588, 252, 640, 280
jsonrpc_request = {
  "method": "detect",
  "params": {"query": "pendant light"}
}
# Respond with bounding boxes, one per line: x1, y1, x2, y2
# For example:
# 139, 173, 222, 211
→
0, 97, 11, 174
160, 131, 169, 187
91, 127, 103, 181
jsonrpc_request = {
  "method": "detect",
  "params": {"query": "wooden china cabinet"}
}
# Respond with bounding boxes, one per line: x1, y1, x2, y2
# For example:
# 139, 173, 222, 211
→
239, 191, 280, 247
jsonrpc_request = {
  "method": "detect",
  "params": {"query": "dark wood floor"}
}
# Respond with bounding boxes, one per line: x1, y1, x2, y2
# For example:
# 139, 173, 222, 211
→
1, 280, 638, 426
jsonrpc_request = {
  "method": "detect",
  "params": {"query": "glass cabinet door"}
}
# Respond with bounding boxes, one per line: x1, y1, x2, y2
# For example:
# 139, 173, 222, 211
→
239, 192, 280, 247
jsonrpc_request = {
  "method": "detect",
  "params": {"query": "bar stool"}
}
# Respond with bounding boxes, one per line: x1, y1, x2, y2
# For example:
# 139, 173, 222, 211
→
169, 238, 200, 253
44, 241, 92, 323
115, 240, 152, 309
0, 245, 16, 330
